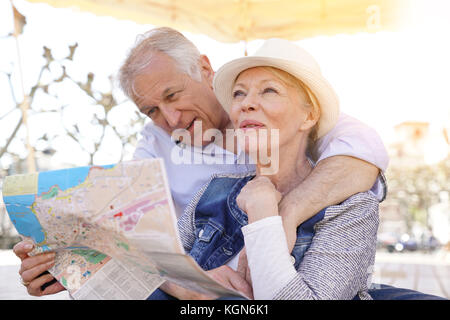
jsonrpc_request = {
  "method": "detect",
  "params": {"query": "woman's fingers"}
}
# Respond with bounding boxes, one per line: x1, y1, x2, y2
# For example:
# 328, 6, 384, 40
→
160, 281, 213, 300
245, 266, 252, 287
226, 268, 253, 300
230, 275, 252, 298
237, 249, 253, 287
208, 265, 254, 300
237, 249, 248, 279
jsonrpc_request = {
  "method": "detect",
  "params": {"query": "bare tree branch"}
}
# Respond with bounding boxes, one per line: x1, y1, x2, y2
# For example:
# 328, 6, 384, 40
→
1, 40, 144, 174
0, 115, 23, 159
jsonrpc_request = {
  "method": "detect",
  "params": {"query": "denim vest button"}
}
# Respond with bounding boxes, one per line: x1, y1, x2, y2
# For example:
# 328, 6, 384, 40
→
198, 229, 204, 238
222, 247, 233, 256
290, 255, 296, 265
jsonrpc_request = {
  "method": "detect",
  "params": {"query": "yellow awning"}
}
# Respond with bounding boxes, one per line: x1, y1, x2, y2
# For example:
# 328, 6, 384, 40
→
26, 0, 411, 42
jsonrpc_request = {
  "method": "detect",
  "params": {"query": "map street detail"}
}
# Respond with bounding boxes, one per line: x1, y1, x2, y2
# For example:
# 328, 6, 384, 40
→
2, 158, 242, 299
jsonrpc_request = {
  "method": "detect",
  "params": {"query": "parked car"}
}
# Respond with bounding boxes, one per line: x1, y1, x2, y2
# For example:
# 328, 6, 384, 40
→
378, 232, 441, 253
421, 235, 441, 252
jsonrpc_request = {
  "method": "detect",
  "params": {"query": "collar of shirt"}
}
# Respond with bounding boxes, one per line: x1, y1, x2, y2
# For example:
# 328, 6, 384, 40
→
173, 134, 248, 165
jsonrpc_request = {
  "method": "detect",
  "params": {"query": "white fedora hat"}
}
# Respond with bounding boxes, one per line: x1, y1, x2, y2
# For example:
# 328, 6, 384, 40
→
213, 38, 340, 139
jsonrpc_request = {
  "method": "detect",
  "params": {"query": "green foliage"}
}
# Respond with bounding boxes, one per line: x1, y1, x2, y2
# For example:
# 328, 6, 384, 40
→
385, 155, 450, 228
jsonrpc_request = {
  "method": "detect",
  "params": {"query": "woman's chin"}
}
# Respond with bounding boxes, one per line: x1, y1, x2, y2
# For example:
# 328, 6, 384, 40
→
238, 138, 259, 154
241, 141, 273, 157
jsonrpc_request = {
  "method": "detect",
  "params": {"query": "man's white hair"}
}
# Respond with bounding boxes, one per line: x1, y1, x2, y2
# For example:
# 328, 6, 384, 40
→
118, 27, 202, 101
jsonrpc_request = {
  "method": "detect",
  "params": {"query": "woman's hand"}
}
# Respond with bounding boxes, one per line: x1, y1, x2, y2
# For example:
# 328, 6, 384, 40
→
237, 249, 252, 286
160, 265, 253, 300
13, 240, 65, 296
159, 281, 214, 300
236, 176, 282, 224
207, 265, 253, 299
281, 215, 298, 254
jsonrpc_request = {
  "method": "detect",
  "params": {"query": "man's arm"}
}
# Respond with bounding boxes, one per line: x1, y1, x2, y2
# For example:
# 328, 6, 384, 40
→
279, 155, 379, 250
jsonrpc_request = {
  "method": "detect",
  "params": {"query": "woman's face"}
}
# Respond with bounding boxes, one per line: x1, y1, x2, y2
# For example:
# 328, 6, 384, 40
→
230, 67, 313, 156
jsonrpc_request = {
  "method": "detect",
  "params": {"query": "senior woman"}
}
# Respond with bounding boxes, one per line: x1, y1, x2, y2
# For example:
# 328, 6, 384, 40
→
153, 38, 379, 300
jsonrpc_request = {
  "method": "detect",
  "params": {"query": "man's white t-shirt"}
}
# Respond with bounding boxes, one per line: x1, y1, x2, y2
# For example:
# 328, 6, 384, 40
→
133, 112, 389, 218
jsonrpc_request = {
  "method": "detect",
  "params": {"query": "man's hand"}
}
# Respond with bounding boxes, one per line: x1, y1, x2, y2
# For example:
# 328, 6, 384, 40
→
13, 240, 65, 296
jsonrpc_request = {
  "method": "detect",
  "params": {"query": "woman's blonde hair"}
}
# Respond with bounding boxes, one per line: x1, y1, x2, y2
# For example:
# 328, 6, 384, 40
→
257, 66, 321, 142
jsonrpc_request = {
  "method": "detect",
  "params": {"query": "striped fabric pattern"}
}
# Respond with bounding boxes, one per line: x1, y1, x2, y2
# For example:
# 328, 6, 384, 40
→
178, 173, 380, 300
273, 192, 379, 300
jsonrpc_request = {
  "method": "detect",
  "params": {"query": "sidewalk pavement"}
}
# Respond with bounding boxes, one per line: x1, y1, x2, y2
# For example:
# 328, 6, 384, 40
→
372, 250, 449, 299
1, 249, 449, 300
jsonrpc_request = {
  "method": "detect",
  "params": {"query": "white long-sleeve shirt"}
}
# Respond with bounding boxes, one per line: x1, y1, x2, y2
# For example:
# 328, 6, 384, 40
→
241, 216, 298, 300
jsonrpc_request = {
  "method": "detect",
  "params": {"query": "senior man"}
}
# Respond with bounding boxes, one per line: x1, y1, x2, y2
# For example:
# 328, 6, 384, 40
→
15, 27, 387, 297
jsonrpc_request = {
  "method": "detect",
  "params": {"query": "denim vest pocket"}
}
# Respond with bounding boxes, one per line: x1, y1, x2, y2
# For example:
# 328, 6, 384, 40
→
291, 237, 313, 270
198, 223, 219, 243
190, 223, 221, 268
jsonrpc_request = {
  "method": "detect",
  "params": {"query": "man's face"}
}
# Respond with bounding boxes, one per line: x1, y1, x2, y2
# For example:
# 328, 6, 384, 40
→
132, 52, 229, 146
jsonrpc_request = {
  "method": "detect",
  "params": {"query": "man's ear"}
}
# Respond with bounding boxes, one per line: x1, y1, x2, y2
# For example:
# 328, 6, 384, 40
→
198, 55, 214, 87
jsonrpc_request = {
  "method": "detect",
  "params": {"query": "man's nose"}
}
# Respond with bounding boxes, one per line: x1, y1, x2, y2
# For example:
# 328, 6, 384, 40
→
161, 105, 182, 128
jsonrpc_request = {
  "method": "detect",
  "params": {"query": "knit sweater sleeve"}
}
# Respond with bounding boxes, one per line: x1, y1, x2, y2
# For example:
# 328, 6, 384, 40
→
245, 192, 379, 300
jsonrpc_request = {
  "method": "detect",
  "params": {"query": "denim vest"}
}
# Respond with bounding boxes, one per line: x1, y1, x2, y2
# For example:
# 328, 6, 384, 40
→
188, 175, 327, 271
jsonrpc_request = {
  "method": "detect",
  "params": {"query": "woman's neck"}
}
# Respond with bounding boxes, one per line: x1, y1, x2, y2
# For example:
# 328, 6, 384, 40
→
256, 136, 312, 195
